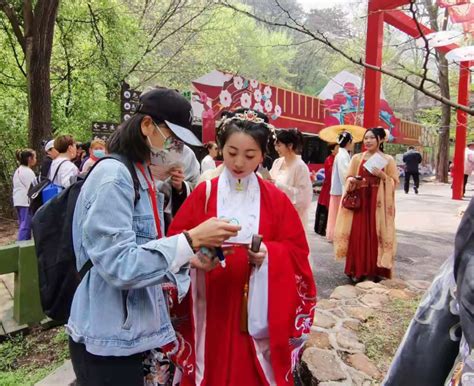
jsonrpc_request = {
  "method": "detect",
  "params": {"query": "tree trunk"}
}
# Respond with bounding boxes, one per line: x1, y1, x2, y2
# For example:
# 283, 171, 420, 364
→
424, 0, 451, 182
436, 52, 451, 183
24, 0, 59, 153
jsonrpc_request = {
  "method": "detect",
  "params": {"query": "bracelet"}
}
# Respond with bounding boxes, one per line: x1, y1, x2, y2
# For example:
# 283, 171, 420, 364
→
182, 231, 194, 250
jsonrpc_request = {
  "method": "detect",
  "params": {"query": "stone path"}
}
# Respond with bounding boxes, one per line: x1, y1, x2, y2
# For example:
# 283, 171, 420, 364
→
301, 278, 430, 385
306, 182, 465, 298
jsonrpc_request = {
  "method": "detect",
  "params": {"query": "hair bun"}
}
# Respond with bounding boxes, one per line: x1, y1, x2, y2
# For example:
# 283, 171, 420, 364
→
337, 131, 353, 145
370, 127, 386, 139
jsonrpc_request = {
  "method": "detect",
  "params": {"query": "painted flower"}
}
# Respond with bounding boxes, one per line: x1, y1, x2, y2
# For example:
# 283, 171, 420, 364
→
343, 112, 356, 125
253, 102, 263, 112
254, 89, 262, 102
240, 92, 252, 108
343, 82, 359, 97
233, 76, 244, 90
219, 90, 232, 107
263, 85, 272, 99
264, 99, 273, 112
333, 93, 347, 106
324, 115, 341, 126
250, 79, 259, 88
274, 104, 282, 118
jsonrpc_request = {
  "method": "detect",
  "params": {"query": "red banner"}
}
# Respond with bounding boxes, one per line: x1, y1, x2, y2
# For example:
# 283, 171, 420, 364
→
438, 0, 471, 7
448, 4, 474, 23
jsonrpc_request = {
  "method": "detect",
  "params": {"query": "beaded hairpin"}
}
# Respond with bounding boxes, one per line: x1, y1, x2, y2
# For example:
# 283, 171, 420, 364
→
220, 110, 277, 141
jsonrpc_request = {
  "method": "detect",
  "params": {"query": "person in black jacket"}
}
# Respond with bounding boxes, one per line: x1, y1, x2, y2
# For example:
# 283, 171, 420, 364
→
402, 146, 422, 194
384, 197, 474, 386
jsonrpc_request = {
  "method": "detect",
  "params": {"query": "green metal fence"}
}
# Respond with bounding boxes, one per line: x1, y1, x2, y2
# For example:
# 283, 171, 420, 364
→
0, 241, 44, 326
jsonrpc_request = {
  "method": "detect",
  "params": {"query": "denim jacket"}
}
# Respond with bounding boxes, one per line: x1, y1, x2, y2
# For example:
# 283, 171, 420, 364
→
66, 156, 191, 356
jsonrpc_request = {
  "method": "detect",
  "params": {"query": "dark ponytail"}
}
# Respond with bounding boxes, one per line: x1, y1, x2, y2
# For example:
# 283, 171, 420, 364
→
16, 149, 35, 166
337, 131, 353, 148
204, 141, 217, 151
276, 128, 304, 155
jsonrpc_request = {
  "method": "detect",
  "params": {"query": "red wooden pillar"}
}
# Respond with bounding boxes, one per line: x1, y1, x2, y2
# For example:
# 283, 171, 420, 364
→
452, 61, 470, 200
363, 6, 384, 128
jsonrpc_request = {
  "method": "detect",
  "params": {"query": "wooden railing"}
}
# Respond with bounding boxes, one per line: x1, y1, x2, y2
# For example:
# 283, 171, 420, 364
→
0, 242, 44, 325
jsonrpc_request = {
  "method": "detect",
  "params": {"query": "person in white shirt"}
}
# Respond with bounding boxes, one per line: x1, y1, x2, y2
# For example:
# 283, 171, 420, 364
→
48, 135, 79, 189
12, 149, 37, 240
326, 131, 354, 242
201, 141, 218, 173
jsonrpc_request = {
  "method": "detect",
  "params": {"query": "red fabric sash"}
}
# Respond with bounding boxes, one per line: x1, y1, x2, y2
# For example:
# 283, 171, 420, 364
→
136, 163, 162, 239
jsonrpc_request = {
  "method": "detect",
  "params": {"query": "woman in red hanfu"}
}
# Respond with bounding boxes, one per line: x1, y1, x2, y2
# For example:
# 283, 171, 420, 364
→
167, 109, 316, 386
334, 128, 399, 282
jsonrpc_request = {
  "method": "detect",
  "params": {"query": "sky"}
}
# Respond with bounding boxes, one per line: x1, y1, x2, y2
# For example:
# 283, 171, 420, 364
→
297, 0, 351, 11
297, 0, 366, 11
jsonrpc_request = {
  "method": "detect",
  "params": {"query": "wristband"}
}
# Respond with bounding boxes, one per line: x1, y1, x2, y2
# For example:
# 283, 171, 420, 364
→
182, 231, 194, 250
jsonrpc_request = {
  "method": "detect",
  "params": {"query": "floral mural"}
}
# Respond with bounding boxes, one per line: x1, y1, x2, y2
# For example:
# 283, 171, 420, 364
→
322, 81, 398, 141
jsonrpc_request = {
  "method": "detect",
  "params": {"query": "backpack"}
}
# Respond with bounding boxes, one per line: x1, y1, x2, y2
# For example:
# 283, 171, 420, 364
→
32, 156, 140, 322
28, 160, 67, 215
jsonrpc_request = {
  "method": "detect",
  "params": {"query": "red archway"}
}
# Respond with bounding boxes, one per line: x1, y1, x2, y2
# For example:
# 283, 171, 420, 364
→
364, 0, 470, 200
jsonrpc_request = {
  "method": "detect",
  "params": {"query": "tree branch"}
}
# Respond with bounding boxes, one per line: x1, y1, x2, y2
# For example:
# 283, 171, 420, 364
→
0, 0, 25, 52
122, 3, 210, 80
409, 0, 430, 91
220, 1, 473, 115
1, 19, 26, 76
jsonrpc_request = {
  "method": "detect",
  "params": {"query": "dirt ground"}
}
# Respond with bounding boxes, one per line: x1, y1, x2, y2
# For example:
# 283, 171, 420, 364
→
0, 217, 17, 246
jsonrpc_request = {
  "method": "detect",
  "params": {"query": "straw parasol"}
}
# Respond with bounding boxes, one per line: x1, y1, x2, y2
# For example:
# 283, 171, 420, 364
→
319, 124, 366, 143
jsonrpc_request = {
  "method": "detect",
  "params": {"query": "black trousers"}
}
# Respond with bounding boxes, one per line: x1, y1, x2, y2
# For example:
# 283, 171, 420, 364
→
464, 174, 469, 196
69, 338, 143, 386
404, 172, 420, 193
314, 204, 329, 236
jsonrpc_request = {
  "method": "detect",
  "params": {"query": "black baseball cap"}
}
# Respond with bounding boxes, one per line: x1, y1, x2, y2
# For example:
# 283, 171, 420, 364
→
137, 87, 202, 147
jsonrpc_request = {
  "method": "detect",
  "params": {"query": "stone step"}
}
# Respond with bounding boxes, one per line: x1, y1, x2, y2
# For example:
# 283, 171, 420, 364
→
35, 360, 76, 386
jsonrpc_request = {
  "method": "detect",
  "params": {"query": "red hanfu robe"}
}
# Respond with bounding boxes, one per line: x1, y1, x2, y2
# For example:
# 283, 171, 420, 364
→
318, 154, 335, 207
167, 176, 316, 386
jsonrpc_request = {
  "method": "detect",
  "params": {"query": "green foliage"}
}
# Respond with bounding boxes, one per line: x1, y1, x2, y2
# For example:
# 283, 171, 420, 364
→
0, 1, 300, 216
359, 296, 421, 374
0, 328, 70, 386
0, 334, 29, 372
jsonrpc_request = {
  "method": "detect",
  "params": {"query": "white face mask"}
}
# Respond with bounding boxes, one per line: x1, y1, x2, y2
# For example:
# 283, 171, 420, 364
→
147, 123, 169, 156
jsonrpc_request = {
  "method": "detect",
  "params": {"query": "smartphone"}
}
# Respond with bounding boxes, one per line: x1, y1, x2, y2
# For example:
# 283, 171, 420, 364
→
250, 234, 263, 253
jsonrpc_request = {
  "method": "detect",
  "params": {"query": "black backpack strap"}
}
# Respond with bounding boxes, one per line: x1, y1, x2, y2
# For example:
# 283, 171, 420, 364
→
51, 160, 68, 185
123, 160, 140, 206
79, 259, 93, 279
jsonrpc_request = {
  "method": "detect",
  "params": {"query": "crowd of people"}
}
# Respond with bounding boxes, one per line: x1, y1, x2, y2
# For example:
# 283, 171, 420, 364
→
11, 83, 444, 384
10, 88, 317, 385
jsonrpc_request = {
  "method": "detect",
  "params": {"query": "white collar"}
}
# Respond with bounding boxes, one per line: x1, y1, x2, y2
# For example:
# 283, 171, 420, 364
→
217, 167, 260, 244
220, 167, 255, 193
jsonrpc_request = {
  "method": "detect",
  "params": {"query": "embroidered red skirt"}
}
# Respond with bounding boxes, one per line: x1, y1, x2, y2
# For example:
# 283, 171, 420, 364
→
344, 173, 391, 280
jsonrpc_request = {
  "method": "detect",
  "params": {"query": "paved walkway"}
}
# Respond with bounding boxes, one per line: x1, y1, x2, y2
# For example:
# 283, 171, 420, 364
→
307, 181, 469, 298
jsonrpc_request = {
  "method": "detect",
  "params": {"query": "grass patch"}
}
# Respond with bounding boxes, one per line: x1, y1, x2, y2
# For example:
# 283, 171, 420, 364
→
358, 296, 421, 375
0, 326, 69, 386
